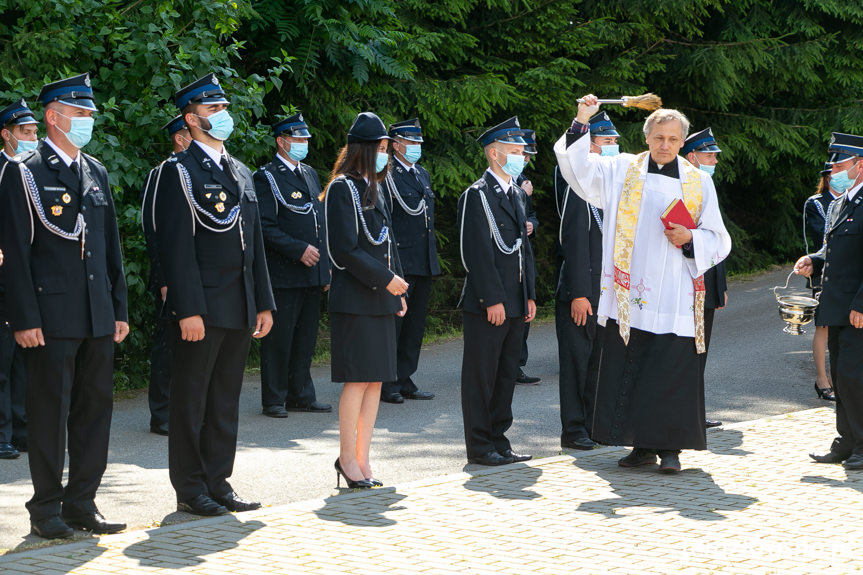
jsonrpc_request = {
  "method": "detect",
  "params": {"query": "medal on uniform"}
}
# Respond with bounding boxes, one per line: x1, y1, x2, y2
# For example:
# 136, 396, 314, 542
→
205, 193, 212, 199
62, 193, 71, 204
215, 202, 225, 213
219, 192, 227, 201
291, 191, 302, 199
51, 205, 63, 216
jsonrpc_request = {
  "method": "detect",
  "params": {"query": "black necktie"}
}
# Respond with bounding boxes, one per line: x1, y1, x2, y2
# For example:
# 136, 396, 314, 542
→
221, 156, 236, 181
70, 160, 79, 177
294, 167, 303, 180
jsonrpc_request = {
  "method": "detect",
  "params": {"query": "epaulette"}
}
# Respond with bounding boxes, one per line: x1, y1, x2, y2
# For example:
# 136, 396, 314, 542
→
166, 155, 178, 163
11, 150, 37, 163
82, 152, 104, 167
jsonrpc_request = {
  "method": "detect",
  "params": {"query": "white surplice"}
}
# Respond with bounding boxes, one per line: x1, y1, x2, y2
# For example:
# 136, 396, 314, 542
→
555, 132, 731, 338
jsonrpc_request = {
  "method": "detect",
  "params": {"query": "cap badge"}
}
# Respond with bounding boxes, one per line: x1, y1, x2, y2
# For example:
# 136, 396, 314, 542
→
84, 75, 91, 88
51, 205, 63, 216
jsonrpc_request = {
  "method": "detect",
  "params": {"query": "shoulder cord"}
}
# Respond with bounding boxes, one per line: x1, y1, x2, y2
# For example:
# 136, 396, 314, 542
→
325, 176, 392, 271
18, 162, 85, 257
176, 163, 244, 250
261, 167, 319, 240
386, 171, 427, 216
460, 185, 523, 281
822, 196, 840, 247
802, 197, 828, 253
144, 161, 167, 235
590, 204, 603, 232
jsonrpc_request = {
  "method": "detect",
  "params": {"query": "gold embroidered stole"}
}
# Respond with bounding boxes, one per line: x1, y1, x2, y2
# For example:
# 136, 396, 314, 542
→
612, 152, 708, 353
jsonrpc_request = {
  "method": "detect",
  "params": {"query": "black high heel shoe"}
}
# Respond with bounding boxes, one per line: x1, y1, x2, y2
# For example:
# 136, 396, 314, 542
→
334, 458, 373, 489
367, 478, 383, 487
815, 382, 836, 402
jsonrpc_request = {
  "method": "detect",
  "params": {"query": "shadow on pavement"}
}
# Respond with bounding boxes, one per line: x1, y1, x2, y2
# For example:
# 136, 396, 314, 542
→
123, 516, 265, 569
313, 489, 407, 527
800, 472, 863, 494
706, 428, 753, 456
461, 464, 543, 500
573, 454, 757, 521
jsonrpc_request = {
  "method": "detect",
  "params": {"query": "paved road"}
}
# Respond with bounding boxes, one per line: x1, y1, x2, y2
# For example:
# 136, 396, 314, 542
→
0, 266, 828, 553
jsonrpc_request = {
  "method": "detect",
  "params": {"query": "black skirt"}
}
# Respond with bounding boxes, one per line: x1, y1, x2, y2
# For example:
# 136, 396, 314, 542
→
590, 320, 706, 450
330, 312, 397, 383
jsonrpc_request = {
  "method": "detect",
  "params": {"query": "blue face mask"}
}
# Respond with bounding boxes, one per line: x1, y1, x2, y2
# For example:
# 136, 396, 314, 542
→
600, 145, 620, 156
58, 113, 94, 148
498, 153, 526, 178
830, 169, 854, 193
698, 164, 716, 176
287, 141, 308, 162
199, 109, 234, 141
13, 136, 38, 155
403, 144, 422, 164
375, 151, 388, 173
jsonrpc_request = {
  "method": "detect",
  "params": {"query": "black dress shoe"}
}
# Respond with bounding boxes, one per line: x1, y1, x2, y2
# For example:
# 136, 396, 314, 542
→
0, 442, 21, 459
843, 454, 863, 470
286, 400, 332, 413
809, 451, 848, 464
30, 516, 74, 539
403, 391, 435, 400
516, 369, 541, 385
212, 491, 261, 512
561, 437, 599, 450
62, 511, 126, 534
705, 420, 723, 428
381, 392, 404, 404
468, 451, 512, 466
618, 448, 657, 467
262, 405, 289, 418
177, 494, 230, 516
150, 422, 169, 436
658, 450, 681, 473
500, 449, 532, 463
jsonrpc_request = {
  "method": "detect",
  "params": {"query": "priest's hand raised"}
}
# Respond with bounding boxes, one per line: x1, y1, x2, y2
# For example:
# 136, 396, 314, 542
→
576, 94, 599, 125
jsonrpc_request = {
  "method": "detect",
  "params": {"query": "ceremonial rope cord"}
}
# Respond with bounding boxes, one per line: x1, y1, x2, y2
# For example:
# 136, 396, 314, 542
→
590, 204, 603, 232
345, 178, 389, 245
460, 185, 523, 281
385, 172, 426, 216
19, 163, 86, 254
176, 163, 245, 250
261, 168, 315, 214
325, 177, 392, 272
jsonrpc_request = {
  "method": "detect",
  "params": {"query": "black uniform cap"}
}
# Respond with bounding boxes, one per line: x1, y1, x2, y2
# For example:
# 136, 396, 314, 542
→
39, 73, 97, 112
477, 116, 526, 146
0, 99, 38, 127
174, 73, 229, 110
273, 112, 311, 138
388, 118, 423, 143
347, 112, 390, 143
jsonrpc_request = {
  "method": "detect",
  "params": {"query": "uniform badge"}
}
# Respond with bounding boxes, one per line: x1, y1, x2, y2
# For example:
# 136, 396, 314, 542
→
219, 192, 227, 201
62, 193, 71, 204
215, 202, 225, 213
51, 205, 63, 216
291, 191, 302, 199
205, 193, 212, 199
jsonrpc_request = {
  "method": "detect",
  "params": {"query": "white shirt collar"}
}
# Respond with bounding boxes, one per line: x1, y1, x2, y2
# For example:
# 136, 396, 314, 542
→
276, 152, 298, 170
485, 167, 512, 195
44, 137, 80, 167
195, 140, 226, 170
848, 181, 863, 202
395, 155, 414, 171
1, 151, 12, 161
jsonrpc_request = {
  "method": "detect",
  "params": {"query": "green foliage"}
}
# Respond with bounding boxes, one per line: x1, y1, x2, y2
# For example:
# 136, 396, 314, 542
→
2, 0, 862, 388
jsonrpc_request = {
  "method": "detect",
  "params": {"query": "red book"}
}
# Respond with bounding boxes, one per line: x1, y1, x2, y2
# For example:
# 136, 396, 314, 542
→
660, 198, 696, 230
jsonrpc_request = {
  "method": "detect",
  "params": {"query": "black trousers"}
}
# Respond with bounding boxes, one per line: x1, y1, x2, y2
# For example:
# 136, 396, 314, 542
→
260, 287, 320, 407
0, 324, 27, 445
383, 274, 432, 396
519, 321, 530, 368
148, 300, 173, 428
827, 325, 863, 456
461, 311, 524, 459
23, 335, 114, 521
169, 325, 252, 501
555, 298, 601, 442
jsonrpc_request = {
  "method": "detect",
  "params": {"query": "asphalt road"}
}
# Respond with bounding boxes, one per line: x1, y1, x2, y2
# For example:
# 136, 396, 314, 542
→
0, 266, 830, 552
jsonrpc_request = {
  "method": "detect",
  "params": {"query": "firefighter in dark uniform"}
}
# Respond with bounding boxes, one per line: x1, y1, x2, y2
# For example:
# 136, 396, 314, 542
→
140, 115, 190, 436
380, 118, 438, 404
0, 74, 129, 538
796, 132, 863, 470
682, 127, 727, 428
514, 129, 541, 385
154, 74, 275, 516
255, 113, 332, 417
0, 99, 38, 460
457, 116, 536, 466
556, 112, 619, 452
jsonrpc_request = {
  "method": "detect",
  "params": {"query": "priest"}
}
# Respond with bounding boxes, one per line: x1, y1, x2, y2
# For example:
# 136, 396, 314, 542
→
554, 94, 731, 473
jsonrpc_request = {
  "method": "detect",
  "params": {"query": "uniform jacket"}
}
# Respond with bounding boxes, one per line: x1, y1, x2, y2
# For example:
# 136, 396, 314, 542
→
325, 175, 404, 315
253, 156, 330, 289
386, 161, 440, 277
803, 189, 841, 290
703, 261, 728, 310
556, 183, 602, 307
0, 140, 127, 338
0, 153, 11, 322
458, 171, 536, 317
811, 187, 863, 327
141, 157, 171, 295
153, 142, 275, 329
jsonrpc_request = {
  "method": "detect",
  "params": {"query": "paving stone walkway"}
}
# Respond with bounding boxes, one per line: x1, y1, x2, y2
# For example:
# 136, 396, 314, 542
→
1, 407, 859, 574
